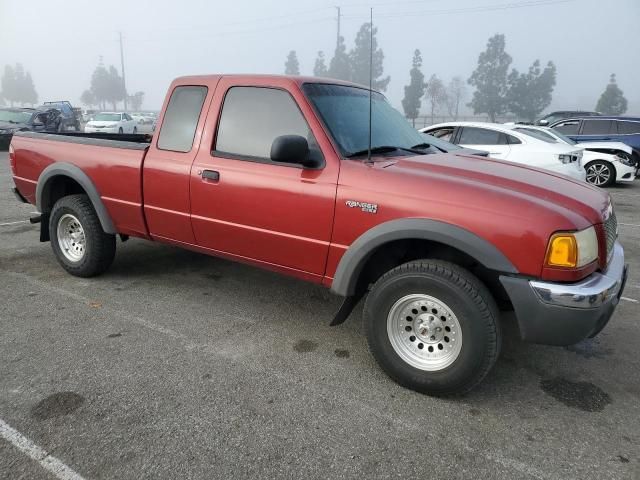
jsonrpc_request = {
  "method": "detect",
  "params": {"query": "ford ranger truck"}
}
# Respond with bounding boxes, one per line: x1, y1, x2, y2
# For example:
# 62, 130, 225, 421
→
9, 75, 628, 396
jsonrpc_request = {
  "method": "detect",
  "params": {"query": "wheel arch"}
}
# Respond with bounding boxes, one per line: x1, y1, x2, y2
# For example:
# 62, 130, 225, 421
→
330, 219, 518, 298
36, 163, 116, 235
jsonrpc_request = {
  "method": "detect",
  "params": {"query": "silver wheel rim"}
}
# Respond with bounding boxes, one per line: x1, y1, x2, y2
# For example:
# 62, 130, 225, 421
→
387, 294, 463, 371
586, 163, 610, 186
57, 214, 86, 262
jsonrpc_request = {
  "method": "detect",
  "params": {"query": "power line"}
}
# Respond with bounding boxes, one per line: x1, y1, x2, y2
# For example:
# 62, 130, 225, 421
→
341, 0, 574, 19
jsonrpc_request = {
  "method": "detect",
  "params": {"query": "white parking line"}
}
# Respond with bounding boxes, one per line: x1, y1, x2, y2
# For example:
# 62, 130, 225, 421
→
0, 220, 29, 226
619, 223, 640, 228
621, 296, 639, 303
0, 418, 86, 480
610, 192, 640, 198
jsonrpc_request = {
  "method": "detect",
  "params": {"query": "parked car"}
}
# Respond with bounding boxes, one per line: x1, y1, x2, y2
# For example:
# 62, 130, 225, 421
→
131, 113, 154, 125
84, 112, 138, 134
0, 107, 61, 149
41, 101, 81, 131
550, 116, 640, 152
421, 122, 586, 181
419, 133, 489, 156
512, 125, 637, 187
9, 74, 626, 396
536, 110, 600, 126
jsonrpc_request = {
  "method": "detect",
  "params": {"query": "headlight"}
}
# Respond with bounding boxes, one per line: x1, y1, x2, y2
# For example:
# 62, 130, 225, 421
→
558, 154, 572, 164
545, 226, 598, 268
615, 154, 635, 167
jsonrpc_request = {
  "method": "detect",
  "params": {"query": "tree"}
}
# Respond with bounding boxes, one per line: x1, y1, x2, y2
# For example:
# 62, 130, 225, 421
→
328, 36, 351, 81
506, 60, 556, 122
444, 76, 467, 120
88, 61, 126, 110
596, 74, 628, 115
80, 90, 96, 108
349, 22, 390, 91
129, 91, 145, 111
468, 34, 512, 122
401, 49, 426, 127
1, 65, 17, 106
22, 72, 38, 106
284, 50, 300, 75
313, 51, 328, 77
1, 63, 38, 106
425, 74, 446, 124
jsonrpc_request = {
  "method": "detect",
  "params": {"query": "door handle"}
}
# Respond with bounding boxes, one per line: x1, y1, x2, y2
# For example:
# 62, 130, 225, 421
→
201, 169, 220, 181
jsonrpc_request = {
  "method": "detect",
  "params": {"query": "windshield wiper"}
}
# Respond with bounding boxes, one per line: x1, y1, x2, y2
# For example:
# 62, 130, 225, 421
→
345, 145, 426, 158
410, 142, 432, 150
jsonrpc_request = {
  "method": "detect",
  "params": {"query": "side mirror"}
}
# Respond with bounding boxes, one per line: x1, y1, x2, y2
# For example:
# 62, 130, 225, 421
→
270, 135, 321, 168
538, 119, 549, 126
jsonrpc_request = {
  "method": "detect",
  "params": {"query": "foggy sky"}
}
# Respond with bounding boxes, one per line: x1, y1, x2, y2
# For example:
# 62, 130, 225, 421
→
1, 0, 638, 114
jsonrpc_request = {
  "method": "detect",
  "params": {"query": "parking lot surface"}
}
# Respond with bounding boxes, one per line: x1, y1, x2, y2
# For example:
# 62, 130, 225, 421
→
1, 152, 638, 479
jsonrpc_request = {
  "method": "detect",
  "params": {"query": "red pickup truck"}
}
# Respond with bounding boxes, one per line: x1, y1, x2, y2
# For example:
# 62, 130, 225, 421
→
9, 75, 628, 395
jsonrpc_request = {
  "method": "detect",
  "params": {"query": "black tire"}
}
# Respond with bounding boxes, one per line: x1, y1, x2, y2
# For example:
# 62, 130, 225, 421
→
57, 121, 64, 133
364, 260, 501, 396
585, 160, 615, 187
118, 127, 123, 134
49, 194, 116, 277
133, 126, 137, 134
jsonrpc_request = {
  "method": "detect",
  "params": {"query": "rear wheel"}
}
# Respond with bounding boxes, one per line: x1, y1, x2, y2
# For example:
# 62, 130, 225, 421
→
49, 194, 116, 277
364, 260, 501, 396
585, 160, 615, 187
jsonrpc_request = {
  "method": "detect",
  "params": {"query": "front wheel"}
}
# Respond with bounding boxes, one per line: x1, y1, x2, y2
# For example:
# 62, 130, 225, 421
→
133, 126, 137, 134
585, 160, 615, 187
118, 127, 123, 134
50, 194, 116, 277
364, 260, 501, 396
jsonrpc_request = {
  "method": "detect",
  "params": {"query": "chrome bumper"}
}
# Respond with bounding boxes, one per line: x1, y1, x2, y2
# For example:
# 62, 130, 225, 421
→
499, 241, 628, 346
530, 242, 626, 309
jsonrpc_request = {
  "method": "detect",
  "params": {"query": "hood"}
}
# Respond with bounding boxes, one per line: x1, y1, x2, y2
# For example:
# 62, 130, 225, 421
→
376, 152, 609, 228
578, 141, 633, 155
0, 120, 26, 131
87, 121, 118, 127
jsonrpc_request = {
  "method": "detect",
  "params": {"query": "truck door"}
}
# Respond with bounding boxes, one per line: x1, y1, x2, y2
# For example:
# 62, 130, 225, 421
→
143, 83, 213, 244
189, 79, 339, 279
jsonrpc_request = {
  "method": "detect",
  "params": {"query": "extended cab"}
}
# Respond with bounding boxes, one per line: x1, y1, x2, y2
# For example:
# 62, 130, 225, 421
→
9, 75, 628, 395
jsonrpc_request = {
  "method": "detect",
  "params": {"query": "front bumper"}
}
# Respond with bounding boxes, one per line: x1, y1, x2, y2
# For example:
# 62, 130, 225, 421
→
500, 242, 627, 346
85, 127, 119, 133
615, 162, 637, 182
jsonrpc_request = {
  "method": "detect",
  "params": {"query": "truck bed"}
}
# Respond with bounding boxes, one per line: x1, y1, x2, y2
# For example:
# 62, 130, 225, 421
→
15, 130, 152, 149
11, 130, 151, 238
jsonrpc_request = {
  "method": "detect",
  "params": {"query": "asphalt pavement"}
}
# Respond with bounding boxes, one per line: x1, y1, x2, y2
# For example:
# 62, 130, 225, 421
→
0, 152, 638, 479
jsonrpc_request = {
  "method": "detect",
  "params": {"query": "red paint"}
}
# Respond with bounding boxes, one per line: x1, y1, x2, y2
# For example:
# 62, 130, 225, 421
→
10, 74, 611, 286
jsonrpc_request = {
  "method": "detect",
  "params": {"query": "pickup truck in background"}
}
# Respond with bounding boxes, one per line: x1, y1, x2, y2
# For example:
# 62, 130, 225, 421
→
9, 75, 628, 396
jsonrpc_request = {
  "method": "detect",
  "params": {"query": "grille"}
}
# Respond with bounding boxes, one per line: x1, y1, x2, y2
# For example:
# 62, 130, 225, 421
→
604, 208, 618, 258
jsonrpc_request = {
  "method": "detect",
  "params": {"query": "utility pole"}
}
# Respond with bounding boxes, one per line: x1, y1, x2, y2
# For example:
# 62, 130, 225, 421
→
335, 6, 341, 48
119, 31, 128, 112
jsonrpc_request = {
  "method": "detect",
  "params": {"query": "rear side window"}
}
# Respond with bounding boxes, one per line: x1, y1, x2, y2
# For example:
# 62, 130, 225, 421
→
214, 87, 315, 161
553, 121, 580, 135
458, 127, 507, 145
428, 127, 454, 141
618, 121, 640, 134
581, 119, 613, 135
157, 86, 208, 152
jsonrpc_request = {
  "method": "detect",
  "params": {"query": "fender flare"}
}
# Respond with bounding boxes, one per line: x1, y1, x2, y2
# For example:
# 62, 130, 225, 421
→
36, 162, 116, 234
330, 218, 518, 296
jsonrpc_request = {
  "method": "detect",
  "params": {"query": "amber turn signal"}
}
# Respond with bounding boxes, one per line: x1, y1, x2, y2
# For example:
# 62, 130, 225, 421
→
545, 234, 578, 268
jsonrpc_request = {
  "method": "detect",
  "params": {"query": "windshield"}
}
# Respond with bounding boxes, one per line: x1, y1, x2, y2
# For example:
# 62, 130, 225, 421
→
514, 127, 557, 143
0, 109, 33, 124
548, 129, 576, 145
92, 113, 121, 121
420, 133, 463, 151
302, 83, 426, 157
